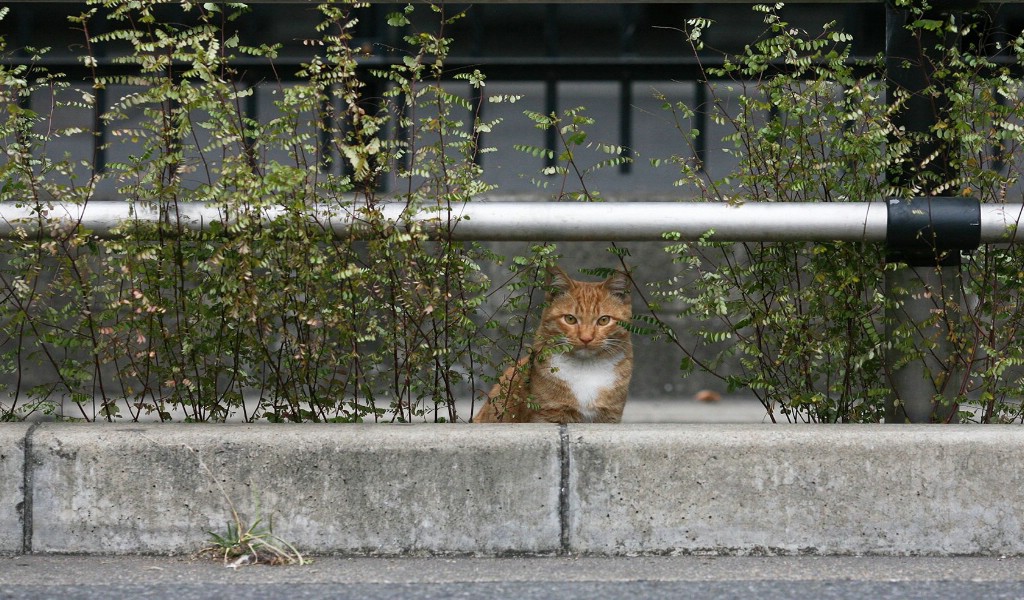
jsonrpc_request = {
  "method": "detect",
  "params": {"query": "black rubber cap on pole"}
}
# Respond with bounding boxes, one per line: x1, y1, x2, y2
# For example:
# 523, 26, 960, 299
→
886, 196, 981, 266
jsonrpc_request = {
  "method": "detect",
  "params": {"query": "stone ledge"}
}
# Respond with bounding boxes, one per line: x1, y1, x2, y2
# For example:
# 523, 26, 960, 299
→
4, 423, 1024, 556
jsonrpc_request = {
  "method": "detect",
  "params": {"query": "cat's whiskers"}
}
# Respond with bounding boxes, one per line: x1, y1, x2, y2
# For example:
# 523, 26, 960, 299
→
594, 337, 629, 356
553, 335, 573, 349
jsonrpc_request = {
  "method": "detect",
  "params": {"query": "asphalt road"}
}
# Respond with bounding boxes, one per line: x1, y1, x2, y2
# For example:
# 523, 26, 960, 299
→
4, 555, 1024, 600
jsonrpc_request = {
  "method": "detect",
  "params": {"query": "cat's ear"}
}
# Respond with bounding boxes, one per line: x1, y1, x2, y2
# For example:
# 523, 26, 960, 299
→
603, 270, 632, 301
545, 265, 574, 301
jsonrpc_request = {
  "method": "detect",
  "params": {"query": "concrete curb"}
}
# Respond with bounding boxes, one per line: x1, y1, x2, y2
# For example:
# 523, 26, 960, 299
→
3, 423, 1024, 556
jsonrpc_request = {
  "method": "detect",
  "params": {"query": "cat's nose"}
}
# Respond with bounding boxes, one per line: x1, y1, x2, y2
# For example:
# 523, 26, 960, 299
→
579, 333, 594, 344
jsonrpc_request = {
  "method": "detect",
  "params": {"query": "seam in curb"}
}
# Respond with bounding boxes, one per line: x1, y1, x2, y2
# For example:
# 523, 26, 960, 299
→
558, 423, 570, 555
22, 422, 40, 555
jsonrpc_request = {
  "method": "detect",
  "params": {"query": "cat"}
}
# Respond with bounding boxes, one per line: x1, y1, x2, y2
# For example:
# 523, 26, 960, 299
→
472, 265, 633, 423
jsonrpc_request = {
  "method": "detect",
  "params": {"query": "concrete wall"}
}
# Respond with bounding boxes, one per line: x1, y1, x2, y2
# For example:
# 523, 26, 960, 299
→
4, 423, 1024, 556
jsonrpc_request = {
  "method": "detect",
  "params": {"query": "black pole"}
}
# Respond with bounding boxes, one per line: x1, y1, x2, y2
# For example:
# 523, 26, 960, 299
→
884, 0, 978, 423
885, 2, 956, 195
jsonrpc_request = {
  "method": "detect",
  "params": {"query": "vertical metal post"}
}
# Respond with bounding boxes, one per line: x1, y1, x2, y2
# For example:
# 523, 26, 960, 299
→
93, 86, 107, 174
84, 9, 109, 174
470, 6, 485, 168
884, 1, 972, 422
884, 264, 963, 423
618, 4, 637, 174
543, 4, 559, 170
694, 83, 707, 171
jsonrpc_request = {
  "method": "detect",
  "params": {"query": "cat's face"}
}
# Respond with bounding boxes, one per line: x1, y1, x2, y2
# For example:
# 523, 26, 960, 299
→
539, 267, 632, 358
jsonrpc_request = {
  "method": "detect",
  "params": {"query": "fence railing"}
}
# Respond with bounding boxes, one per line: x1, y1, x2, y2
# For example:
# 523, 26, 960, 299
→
2, 200, 1022, 244
1, 1, 1014, 178
0, 1, 891, 176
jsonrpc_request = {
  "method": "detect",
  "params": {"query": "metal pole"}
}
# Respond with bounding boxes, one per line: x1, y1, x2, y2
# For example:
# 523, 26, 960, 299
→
0, 200, 888, 241
884, 0, 972, 422
884, 265, 963, 422
1, 200, 1021, 242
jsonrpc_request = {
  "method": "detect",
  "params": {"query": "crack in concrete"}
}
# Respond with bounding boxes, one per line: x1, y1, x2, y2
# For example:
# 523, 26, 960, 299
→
558, 423, 570, 555
22, 422, 40, 554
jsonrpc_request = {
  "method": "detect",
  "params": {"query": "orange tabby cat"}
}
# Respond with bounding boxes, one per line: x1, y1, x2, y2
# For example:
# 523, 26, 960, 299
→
473, 266, 633, 423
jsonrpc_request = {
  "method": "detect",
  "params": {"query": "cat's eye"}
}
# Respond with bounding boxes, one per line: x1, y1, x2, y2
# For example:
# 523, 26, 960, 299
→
563, 314, 578, 325
597, 316, 611, 326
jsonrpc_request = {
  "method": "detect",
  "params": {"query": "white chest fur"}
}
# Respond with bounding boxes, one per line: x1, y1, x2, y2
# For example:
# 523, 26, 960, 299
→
548, 352, 622, 421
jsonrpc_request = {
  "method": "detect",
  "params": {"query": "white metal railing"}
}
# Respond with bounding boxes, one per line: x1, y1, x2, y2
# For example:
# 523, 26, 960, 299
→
1, 200, 1021, 243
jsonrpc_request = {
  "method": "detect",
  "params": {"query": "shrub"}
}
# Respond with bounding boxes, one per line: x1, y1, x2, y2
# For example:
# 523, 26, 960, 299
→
0, 1, 549, 422
654, 2, 1024, 422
